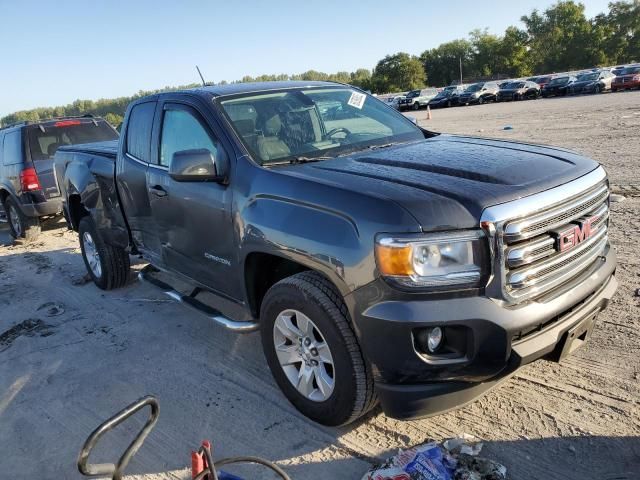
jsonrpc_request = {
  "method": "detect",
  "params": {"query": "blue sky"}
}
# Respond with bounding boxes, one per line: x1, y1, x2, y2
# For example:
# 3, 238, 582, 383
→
0, 0, 612, 117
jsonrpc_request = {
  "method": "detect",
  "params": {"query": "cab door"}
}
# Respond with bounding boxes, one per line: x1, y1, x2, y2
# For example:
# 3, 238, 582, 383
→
146, 102, 236, 296
115, 101, 161, 261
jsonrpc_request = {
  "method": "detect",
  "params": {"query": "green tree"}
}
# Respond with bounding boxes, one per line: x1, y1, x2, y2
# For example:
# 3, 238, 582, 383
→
420, 39, 473, 86
104, 113, 124, 129
521, 1, 603, 73
371, 53, 425, 93
350, 68, 372, 90
595, 0, 640, 64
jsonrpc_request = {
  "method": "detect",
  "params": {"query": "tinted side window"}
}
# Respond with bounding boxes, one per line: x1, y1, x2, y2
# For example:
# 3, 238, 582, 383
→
126, 102, 156, 162
2, 130, 23, 165
159, 109, 219, 167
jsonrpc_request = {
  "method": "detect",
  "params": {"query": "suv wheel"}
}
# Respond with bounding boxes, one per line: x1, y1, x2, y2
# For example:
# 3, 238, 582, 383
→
478, 96, 485, 105
4, 197, 40, 242
78, 216, 130, 290
260, 271, 376, 426
412, 102, 420, 111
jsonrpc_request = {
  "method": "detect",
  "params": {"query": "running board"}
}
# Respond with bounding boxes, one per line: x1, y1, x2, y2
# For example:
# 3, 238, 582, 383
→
138, 266, 259, 333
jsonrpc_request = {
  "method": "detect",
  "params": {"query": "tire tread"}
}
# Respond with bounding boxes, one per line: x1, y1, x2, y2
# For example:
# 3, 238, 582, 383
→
275, 271, 377, 424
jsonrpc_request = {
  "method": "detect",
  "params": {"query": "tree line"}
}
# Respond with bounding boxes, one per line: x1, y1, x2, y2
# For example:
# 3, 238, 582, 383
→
2, 1, 638, 128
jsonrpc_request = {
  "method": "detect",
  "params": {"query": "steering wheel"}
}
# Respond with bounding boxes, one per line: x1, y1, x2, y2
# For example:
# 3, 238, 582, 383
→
324, 127, 352, 139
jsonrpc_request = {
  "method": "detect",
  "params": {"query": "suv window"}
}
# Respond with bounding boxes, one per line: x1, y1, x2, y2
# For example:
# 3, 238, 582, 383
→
159, 109, 219, 168
2, 130, 23, 165
27, 120, 118, 161
126, 102, 156, 162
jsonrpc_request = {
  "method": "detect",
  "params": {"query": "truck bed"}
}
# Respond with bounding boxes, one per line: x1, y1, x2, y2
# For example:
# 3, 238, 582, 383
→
57, 140, 118, 159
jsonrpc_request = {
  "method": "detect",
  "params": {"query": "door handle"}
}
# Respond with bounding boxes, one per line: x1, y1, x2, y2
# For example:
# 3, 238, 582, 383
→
149, 185, 168, 198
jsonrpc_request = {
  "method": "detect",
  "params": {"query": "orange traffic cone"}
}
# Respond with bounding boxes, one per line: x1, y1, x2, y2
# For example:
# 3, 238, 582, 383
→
427, 105, 432, 120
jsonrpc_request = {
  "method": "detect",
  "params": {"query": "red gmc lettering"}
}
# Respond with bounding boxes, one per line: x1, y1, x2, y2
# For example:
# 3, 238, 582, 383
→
557, 215, 600, 252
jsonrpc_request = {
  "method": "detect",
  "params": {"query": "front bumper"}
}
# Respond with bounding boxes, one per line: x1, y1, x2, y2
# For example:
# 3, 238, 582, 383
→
347, 245, 617, 419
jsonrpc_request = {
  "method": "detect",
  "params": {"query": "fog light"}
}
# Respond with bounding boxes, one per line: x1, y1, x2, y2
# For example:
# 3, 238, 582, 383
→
427, 327, 443, 353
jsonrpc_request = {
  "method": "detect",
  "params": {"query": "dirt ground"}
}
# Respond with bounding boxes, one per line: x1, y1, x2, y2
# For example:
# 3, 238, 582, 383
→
1, 91, 639, 480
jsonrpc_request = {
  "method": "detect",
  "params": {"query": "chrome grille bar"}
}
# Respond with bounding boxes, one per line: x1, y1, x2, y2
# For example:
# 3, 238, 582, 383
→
504, 183, 609, 242
507, 225, 607, 290
480, 167, 610, 304
506, 202, 609, 268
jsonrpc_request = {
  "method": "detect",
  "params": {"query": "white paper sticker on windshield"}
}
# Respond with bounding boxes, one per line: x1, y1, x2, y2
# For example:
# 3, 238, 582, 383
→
347, 91, 366, 109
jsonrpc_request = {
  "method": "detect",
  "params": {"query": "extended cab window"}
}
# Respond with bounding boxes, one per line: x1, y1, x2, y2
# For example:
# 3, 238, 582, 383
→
159, 109, 219, 167
2, 130, 23, 165
126, 102, 156, 162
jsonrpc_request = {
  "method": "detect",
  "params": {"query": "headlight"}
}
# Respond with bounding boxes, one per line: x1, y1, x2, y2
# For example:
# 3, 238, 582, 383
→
375, 230, 489, 290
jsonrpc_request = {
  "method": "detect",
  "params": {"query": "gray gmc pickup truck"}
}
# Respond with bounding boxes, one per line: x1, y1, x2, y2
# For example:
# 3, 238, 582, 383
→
54, 81, 617, 426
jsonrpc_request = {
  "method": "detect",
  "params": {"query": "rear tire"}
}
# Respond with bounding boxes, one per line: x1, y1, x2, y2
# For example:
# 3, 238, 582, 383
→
260, 271, 376, 426
4, 197, 40, 242
78, 216, 130, 290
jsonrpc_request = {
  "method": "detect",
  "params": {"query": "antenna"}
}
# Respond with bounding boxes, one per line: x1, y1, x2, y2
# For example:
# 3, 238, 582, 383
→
196, 65, 207, 86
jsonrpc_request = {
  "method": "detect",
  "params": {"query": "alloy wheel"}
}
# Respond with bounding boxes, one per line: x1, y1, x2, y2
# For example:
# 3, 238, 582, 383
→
82, 232, 102, 278
273, 309, 335, 402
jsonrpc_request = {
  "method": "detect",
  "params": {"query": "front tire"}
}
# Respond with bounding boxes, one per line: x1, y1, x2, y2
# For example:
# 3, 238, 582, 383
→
78, 216, 130, 290
412, 102, 420, 111
3, 197, 40, 242
260, 271, 376, 426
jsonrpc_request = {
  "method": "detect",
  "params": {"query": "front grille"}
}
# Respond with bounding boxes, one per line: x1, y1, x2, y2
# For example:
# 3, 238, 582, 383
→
503, 182, 609, 300
481, 168, 610, 303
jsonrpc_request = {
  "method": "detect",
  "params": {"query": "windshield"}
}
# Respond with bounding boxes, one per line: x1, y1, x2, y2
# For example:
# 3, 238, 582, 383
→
465, 83, 482, 92
621, 66, 640, 75
406, 90, 421, 98
549, 77, 569, 85
27, 120, 118, 161
577, 72, 598, 81
220, 87, 424, 165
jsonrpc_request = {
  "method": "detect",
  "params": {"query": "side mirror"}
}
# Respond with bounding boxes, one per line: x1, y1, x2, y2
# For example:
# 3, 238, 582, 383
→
169, 149, 225, 182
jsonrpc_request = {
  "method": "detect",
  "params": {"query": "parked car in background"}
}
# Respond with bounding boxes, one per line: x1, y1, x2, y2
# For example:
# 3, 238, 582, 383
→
457, 82, 500, 105
55, 81, 617, 426
611, 65, 627, 77
385, 95, 405, 110
526, 76, 548, 88
428, 88, 462, 108
541, 75, 576, 97
611, 65, 640, 92
569, 70, 616, 94
0, 116, 118, 241
398, 88, 439, 110
496, 80, 541, 101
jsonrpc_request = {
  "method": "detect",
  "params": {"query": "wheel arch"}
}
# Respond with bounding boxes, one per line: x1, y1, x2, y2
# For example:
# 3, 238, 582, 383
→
244, 251, 346, 320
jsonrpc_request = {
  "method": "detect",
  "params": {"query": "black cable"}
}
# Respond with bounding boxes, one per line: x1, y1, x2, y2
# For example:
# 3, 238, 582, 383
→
192, 450, 290, 480
215, 456, 291, 480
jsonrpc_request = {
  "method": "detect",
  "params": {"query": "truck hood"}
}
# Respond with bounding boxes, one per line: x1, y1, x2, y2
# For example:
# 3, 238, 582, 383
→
277, 135, 600, 230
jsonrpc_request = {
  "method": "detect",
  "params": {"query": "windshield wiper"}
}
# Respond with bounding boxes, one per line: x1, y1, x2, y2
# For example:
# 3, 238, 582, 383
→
290, 156, 334, 164
367, 142, 402, 151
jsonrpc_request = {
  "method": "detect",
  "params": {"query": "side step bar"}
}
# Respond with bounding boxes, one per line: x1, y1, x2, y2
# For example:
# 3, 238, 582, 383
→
138, 265, 259, 333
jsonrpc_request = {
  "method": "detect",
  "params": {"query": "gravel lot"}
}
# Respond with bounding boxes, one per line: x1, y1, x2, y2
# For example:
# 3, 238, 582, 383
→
1, 91, 639, 480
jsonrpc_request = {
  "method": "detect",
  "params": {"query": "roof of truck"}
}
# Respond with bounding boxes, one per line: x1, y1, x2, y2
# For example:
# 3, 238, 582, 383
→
192, 81, 346, 97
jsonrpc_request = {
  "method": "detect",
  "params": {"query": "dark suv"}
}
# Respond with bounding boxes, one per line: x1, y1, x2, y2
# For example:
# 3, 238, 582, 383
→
0, 116, 118, 241
457, 82, 500, 105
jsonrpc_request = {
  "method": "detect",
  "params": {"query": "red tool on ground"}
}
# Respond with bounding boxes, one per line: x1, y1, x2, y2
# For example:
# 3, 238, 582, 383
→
77, 396, 291, 480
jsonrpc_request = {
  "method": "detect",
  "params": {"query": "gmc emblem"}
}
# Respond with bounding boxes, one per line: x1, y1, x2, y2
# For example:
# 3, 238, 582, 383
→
553, 215, 600, 253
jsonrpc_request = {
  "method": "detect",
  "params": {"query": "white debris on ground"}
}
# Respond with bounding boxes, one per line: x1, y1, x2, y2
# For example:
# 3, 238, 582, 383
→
362, 435, 506, 480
